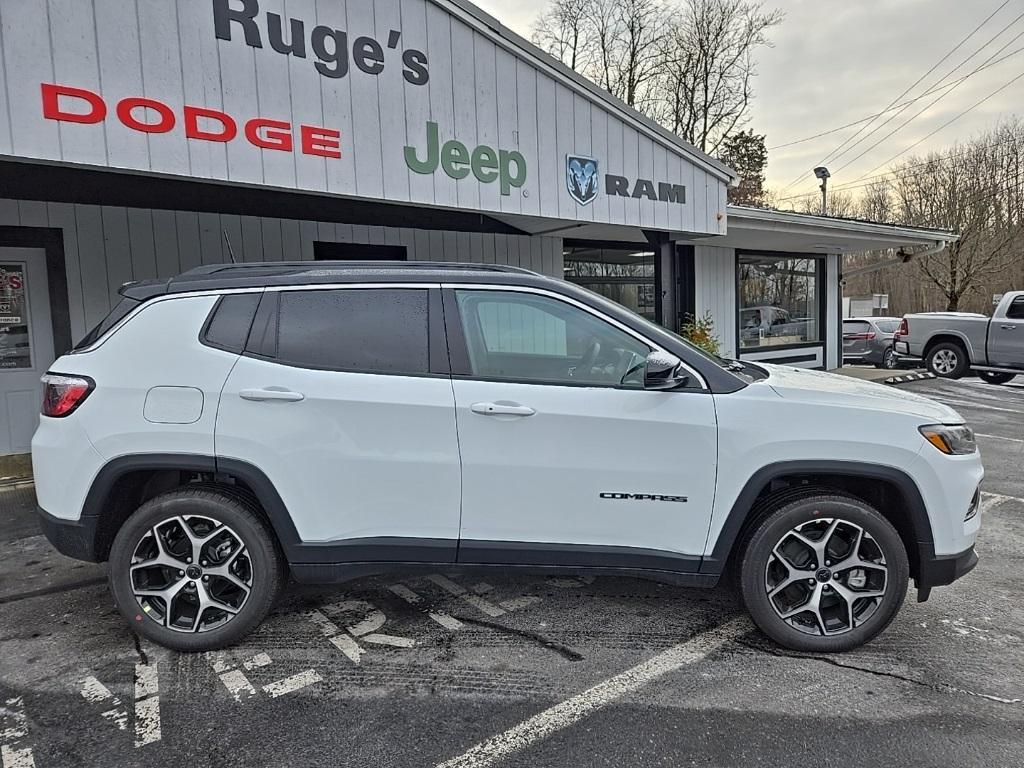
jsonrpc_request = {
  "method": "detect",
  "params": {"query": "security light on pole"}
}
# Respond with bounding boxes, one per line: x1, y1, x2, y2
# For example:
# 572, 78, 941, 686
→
814, 167, 830, 216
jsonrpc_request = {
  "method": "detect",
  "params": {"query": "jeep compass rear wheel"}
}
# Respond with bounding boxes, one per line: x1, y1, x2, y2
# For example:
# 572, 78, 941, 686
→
740, 494, 909, 652
109, 487, 285, 651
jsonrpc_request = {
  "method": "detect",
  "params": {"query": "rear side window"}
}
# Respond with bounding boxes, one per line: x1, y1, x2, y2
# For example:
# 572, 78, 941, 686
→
275, 288, 429, 375
73, 297, 140, 350
874, 320, 899, 333
202, 293, 261, 353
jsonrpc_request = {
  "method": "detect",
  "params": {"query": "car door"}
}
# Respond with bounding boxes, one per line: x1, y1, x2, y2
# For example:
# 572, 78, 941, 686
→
989, 295, 1024, 367
445, 286, 718, 571
215, 285, 462, 560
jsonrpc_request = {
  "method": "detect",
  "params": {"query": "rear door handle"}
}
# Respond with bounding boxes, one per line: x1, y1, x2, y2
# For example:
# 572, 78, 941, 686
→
1000, 324, 1016, 330
470, 402, 535, 417
239, 388, 305, 402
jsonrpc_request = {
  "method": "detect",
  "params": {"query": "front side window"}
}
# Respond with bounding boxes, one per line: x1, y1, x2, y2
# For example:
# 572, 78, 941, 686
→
275, 288, 429, 374
1007, 297, 1024, 319
455, 290, 650, 387
738, 254, 822, 350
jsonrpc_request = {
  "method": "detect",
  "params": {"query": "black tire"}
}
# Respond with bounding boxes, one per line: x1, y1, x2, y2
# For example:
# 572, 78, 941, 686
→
979, 371, 1016, 385
739, 493, 909, 653
108, 486, 286, 652
925, 341, 969, 378
875, 348, 897, 370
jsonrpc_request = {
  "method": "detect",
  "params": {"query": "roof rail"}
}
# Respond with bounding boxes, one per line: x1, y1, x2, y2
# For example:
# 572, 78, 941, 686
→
178, 260, 537, 277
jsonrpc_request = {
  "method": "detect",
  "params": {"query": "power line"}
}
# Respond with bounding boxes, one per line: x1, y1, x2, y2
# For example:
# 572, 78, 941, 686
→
778, 0, 1011, 195
840, 67, 1024, 184
767, 44, 1024, 151
825, 23, 1024, 184
773, 134, 1024, 201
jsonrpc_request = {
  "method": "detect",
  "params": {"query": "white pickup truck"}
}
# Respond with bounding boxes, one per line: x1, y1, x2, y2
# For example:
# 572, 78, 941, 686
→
894, 290, 1024, 383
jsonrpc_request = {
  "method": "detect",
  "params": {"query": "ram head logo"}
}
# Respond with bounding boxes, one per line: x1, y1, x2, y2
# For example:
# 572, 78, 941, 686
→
566, 155, 599, 205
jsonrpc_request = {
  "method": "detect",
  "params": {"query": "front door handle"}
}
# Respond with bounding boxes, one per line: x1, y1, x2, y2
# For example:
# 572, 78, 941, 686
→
239, 388, 305, 402
1000, 324, 1016, 330
470, 402, 536, 417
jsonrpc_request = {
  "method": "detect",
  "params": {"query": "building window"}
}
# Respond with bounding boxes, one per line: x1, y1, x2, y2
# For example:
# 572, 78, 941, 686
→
738, 253, 822, 350
563, 245, 656, 322
313, 242, 407, 261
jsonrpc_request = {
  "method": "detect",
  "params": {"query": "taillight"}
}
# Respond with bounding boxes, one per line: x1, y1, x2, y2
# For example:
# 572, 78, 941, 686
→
41, 373, 94, 417
846, 332, 876, 340
898, 318, 909, 336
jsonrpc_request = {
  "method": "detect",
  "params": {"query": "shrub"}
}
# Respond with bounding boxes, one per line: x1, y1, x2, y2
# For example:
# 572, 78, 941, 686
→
680, 311, 721, 356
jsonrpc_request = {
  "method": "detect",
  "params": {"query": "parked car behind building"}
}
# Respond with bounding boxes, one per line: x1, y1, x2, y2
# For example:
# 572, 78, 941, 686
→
843, 317, 900, 369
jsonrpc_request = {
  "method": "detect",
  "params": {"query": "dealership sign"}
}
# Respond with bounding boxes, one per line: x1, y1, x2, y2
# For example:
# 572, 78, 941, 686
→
213, 0, 429, 85
40, 83, 342, 159
565, 154, 687, 206
404, 122, 527, 196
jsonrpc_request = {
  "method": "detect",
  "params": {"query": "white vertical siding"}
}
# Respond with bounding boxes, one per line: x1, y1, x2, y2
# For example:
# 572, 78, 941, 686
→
825, 253, 841, 370
0, 198, 563, 341
0, 0, 727, 232
693, 245, 736, 358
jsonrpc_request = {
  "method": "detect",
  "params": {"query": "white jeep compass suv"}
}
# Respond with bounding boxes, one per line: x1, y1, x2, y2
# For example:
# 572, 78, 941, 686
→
32, 262, 983, 653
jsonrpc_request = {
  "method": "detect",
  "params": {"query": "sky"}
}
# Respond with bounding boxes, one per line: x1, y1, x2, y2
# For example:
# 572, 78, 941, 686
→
472, 0, 1024, 204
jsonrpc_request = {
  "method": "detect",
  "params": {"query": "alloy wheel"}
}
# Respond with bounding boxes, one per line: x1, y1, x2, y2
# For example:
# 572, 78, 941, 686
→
764, 517, 888, 636
129, 515, 253, 632
883, 349, 897, 369
932, 349, 958, 375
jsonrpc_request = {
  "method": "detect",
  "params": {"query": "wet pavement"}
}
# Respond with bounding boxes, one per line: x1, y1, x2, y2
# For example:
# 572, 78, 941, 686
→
1, 376, 1022, 767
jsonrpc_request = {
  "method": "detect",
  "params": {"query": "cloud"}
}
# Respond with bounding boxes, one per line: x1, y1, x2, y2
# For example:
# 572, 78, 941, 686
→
474, 0, 1024, 198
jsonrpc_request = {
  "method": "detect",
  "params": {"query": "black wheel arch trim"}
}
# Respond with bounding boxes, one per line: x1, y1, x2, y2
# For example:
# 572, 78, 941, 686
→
700, 460, 934, 575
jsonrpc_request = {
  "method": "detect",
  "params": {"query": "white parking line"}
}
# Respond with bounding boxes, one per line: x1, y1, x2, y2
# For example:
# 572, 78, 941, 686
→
977, 433, 1024, 444
387, 583, 464, 630
262, 670, 324, 698
0, 745, 35, 768
133, 661, 161, 748
79, 676, 128, 730
1, 697, 35, 767
435, 616, 750, 768
427, 574, 507, 617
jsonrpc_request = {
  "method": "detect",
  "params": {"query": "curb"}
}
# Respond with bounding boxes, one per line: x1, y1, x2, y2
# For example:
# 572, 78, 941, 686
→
885, 372, 936, 385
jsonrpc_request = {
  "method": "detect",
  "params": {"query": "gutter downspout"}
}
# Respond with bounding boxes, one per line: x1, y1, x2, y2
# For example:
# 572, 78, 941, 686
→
840, 240, 949, 280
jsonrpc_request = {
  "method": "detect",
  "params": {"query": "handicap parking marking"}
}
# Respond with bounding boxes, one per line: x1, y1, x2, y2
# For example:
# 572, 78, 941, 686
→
206, 649, 321, 701
387, 583, 464, 630
79, 676, 129, 731
0, 696, 35, 768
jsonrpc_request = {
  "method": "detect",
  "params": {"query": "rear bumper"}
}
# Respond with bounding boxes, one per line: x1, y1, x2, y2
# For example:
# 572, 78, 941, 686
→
36, 505, 100, 562
915, 543, 977, 598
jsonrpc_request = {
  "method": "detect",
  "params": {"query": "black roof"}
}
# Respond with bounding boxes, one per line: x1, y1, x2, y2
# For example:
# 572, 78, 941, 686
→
119, 261, 547, 300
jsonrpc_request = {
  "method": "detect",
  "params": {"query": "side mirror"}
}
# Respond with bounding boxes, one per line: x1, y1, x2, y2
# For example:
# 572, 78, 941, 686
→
644, 351, 690, 390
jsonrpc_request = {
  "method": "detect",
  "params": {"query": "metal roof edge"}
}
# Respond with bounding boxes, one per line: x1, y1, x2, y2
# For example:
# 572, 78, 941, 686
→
435, 0, 738, 184
725, 205, 957, 242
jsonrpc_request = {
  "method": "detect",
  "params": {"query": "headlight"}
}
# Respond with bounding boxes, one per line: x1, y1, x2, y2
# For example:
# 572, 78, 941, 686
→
919, 424, 977, 455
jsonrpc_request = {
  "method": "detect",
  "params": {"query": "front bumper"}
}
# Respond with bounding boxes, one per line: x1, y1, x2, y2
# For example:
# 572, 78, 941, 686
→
36, 505, 101, 562
915, 542, 978, 600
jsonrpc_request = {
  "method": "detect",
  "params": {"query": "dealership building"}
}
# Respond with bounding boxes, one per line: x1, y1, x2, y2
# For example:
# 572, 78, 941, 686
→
0, 0, 951, 458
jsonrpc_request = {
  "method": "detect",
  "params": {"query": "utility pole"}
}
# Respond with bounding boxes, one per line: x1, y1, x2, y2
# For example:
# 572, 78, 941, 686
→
814, 166, 830, 216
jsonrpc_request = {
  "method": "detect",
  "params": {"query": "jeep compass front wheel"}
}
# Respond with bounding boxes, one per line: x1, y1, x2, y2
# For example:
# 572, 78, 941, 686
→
740, 493, 909, 652
109, 487, 285, 651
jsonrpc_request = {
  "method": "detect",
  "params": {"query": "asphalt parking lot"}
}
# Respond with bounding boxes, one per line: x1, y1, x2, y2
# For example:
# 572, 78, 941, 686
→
1, 376, 1022, 768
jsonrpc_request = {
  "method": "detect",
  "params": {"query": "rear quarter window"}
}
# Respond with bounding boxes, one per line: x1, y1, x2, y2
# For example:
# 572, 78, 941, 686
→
201, 293, 261, 353
73, 297, 140, 350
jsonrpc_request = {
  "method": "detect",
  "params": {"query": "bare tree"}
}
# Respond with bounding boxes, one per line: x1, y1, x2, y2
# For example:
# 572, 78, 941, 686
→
657, 0, 783, 152
532, 0, 592, 71
531, 0, 781, 144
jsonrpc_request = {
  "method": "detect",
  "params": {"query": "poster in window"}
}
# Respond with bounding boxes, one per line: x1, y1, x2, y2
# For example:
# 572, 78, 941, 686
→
0, 264, 31, 369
